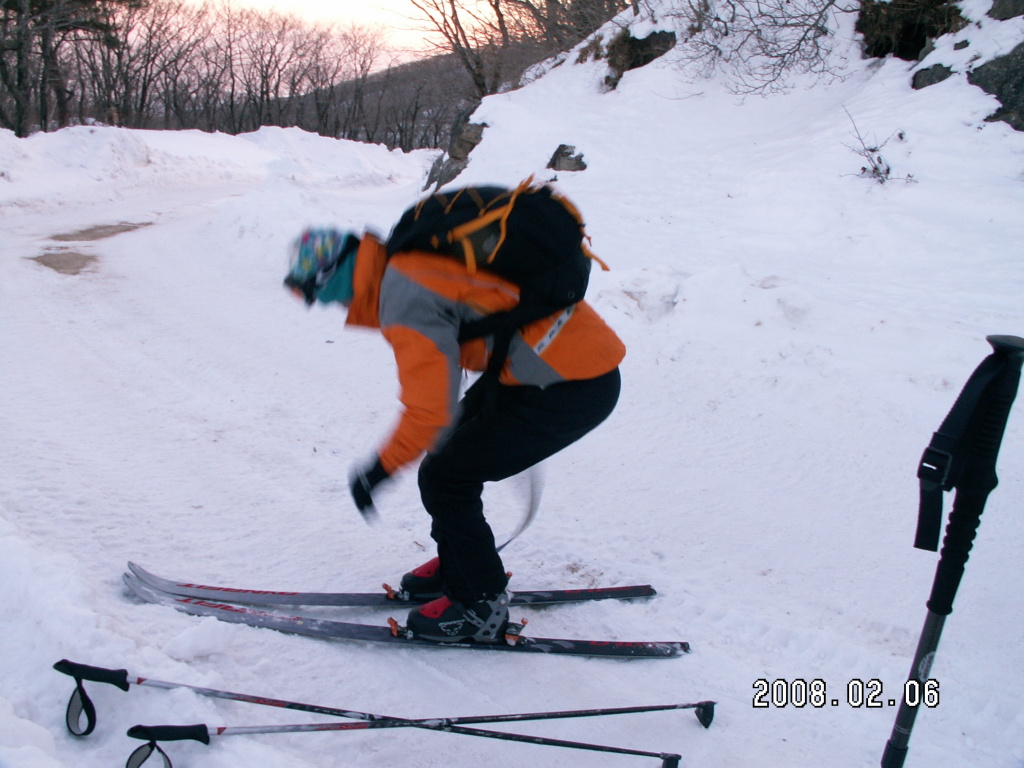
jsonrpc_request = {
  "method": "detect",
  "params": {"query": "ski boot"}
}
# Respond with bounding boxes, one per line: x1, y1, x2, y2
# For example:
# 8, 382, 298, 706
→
405, 592, 511, 643
386, 556, 445, 601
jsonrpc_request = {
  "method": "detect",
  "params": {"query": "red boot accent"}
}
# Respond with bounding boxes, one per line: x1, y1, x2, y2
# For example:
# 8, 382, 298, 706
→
418, 595, 452, 619
410, 557, 440, 578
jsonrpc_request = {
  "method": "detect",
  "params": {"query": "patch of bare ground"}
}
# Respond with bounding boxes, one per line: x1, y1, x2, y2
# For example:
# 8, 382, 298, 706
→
50, 221, 152, 242
31, 221, 153, 274
30, 250, 97, 275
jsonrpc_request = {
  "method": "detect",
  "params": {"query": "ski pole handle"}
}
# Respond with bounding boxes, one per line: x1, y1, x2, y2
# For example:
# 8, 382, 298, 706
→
927, 337, 1024, 616
53, 659, 134, 737
53, 659, 131, 691
128, 724, 211, 744
988, 334, 1024, 360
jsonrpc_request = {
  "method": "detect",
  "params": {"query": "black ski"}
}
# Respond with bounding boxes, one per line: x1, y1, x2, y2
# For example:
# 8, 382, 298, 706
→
123, 574, 688, 659
127, 561, 657, 608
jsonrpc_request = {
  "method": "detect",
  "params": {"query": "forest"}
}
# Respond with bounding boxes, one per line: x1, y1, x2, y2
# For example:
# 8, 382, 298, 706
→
0, 0, 629, 148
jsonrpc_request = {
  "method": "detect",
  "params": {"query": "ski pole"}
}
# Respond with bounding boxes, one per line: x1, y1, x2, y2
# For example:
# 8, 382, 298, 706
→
54, 659, 713, 735
123, 720, 685, 768
882, 335, 1024, 768
54, 660, 711, 767
435, 700, 715, 728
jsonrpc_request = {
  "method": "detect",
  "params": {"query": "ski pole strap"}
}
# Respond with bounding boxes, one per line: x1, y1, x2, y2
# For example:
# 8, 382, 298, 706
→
52, 659, 132, 737
125, 740, 173, 768
496, 464, 543, 553
914, 335, 1024, 551
124, 725, 211, 768
62, 676, 97, 737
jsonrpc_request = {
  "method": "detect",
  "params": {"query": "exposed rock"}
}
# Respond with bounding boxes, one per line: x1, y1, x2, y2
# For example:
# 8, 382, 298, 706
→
988, 0, 1024, 20
968, 40, 1024, 131
547, 144, 587, 172
605, 29, 677, 89
449, 119, 486, 161
426, 109, 487, 189
856, 0, 968, 60
576, 35, 606, 65
912, 63, 954, 89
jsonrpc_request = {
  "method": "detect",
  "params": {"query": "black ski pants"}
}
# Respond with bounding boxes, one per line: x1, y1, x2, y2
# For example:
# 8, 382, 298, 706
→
417, 367, 621, 603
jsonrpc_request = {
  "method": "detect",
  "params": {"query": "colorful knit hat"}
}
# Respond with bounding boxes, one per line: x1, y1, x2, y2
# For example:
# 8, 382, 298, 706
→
284, 229, 359, 306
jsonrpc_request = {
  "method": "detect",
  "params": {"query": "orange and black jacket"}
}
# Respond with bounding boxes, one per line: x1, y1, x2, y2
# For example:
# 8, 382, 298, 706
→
345, 234, 626, 475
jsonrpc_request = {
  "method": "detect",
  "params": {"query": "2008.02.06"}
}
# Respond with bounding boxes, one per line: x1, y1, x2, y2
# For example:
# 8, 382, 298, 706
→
753, 678, 940, 709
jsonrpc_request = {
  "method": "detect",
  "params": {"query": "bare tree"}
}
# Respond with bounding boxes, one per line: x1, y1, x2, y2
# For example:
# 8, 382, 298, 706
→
6, 0, 483, 150
664, 0, 856, 93
409, 0, 500, 98
506, 0, 625, 47
150, 3, 212, 128
336, 23, 389, 140
367, 54, 471, 150
0, 0, 37, 135
234, 8, 319, 130
67, 0, 208, 128
407, 0, 628, 98
1, 0, 137, 136
298, 28, 349, 137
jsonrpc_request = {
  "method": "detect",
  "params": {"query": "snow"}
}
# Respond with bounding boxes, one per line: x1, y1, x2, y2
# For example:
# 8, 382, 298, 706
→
2, 3, 1024, 766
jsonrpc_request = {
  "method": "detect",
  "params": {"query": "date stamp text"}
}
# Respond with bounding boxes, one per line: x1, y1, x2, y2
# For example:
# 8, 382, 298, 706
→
753, 678, 940, 709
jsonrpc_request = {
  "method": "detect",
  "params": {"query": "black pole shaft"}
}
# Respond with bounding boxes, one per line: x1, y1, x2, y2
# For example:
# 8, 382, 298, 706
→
882, 485, 994, 768
880, 611, 946, 768
375, 722, 681, 764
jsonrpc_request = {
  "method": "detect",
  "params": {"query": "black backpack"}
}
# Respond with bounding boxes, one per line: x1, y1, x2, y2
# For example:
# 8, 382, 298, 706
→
385, 179, 607, 411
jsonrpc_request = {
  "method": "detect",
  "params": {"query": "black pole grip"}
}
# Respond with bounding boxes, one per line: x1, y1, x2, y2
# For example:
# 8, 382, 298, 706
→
927, 489, 991, 616
927, 341, 1023, 616
127, 724, 211, 744
988, 334, 1024, 359
53, 659, 131, 691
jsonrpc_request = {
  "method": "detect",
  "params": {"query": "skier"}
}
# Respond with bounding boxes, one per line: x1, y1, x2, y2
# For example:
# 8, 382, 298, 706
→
284, 224, 624, 644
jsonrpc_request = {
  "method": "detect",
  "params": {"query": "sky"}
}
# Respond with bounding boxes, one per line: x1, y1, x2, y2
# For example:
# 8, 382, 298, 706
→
223, 0, 434, 51
3, 2, 1024, 768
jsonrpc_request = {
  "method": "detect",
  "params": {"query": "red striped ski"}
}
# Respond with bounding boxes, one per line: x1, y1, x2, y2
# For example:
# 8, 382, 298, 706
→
124, 573, 688, 659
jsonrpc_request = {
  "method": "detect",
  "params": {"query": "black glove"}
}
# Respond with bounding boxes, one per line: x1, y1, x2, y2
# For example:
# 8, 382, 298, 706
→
349, 456, 390, 523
